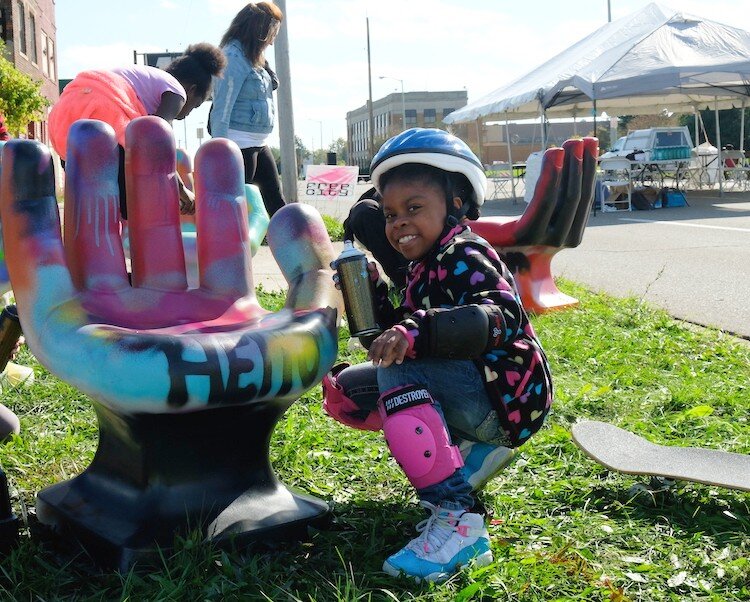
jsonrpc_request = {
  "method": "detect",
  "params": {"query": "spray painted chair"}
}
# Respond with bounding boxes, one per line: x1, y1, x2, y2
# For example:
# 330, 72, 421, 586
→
0, 141, 11, 298
176, 148, 270, 287
0, 141, 34, 391
0, 117, 341, 569
472, 137, 598, 313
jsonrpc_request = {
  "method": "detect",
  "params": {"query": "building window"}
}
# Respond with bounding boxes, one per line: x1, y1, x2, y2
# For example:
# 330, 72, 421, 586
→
28, 12, 37, 63
44, 34, 55, 81
18, 3, 27, 56
0, 8, 7, 42
424, 108, 436, 124
443, 108, 455, 120
40, 34, 48, 76
405, 109, 417, 126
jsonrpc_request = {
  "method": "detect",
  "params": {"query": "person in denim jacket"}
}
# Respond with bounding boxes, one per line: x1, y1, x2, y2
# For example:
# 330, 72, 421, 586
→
209, 2, 286, 216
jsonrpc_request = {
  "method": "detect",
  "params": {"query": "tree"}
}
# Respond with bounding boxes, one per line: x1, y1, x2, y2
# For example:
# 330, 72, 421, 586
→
626, 111, 680, 131
295, 135, 309, 166
680, 108, 750, 149
269, 145, 281, 171
327, 137, 348, 164
0, 41, 49, 135
311, 147, 328, 165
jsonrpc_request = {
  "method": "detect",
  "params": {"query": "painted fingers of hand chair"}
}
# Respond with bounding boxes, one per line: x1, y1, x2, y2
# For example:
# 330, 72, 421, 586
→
472, 137, 598, 313
0, 117, 340, 569
0, 141, 12, 297
176, 147, 270, 287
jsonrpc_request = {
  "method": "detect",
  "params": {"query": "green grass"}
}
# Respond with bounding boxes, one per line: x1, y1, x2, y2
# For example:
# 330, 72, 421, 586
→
0, 281, 748, 600
322, 214, 345, 242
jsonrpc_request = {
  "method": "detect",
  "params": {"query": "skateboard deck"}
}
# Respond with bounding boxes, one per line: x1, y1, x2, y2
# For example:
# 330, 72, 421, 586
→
571, 420, 750, 492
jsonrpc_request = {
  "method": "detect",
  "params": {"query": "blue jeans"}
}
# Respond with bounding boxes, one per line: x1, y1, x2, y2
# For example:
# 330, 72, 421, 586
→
336, 358, 504, 509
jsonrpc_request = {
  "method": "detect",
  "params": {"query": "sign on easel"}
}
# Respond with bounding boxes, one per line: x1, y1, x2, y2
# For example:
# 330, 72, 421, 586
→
300, 165, 360, 219
302, 165, 359, 199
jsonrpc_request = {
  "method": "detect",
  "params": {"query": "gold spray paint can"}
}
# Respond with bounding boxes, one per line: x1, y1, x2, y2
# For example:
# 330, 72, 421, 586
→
332, 241, 381, 337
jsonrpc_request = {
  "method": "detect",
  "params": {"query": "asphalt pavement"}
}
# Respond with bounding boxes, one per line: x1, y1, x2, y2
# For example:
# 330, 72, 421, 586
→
253, 184, 750, 341
481, 188, 750, 340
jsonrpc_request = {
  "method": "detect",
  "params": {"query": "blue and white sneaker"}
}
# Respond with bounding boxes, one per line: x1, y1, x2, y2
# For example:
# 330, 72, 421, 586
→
382, 501, 493, 583
459, 440, 516, 492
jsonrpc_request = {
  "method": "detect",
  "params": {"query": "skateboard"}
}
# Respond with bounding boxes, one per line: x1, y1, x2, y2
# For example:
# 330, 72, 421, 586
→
571, 420, 750, 492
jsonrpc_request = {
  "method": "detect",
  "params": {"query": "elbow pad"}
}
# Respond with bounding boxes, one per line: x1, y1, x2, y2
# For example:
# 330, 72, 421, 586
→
422, 304, 507, 359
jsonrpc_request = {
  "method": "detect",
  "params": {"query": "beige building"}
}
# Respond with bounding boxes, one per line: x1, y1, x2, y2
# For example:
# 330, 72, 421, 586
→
477, 119, 600, 166
345, 89, 598, 172
346, 90, 472, 173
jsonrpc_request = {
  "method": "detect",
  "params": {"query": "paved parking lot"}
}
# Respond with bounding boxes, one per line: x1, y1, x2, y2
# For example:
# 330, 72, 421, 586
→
482, 189, 750, 339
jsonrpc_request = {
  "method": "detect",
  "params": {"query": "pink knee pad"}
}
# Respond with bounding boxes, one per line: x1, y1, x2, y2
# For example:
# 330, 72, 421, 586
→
377, 385, 463, 490
321, 364, 382, 432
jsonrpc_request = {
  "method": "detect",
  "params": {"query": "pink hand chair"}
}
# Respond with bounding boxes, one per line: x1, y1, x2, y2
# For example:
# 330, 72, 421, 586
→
0, 117, 341, 569
472, 137, 598, 313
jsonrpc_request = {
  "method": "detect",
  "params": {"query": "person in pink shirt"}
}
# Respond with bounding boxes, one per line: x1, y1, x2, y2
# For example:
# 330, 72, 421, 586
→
0, 111, 9, 141
49, 43, 226, 219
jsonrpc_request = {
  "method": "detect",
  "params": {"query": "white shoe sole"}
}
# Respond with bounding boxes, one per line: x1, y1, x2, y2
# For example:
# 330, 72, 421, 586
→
468, 447, 516, 491
383, 549, 494, 583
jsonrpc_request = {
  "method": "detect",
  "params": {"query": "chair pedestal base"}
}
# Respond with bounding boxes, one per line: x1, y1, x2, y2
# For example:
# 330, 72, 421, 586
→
503, 246, 580, 314
36, 402, 330, 571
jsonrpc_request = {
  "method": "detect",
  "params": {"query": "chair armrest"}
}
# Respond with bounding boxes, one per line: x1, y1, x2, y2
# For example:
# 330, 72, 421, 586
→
470, 216, 520, 247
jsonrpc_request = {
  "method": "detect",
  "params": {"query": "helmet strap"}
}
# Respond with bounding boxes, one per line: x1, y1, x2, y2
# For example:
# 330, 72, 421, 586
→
446, 201, 469, 227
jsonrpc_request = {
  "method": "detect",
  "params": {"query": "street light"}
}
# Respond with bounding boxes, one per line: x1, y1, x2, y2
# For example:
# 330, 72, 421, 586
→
379, 76, 406, 133
309, 119, 323, 163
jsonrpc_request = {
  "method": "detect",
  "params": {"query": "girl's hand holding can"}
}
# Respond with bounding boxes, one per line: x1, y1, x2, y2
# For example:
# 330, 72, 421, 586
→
367, 327, 408, 367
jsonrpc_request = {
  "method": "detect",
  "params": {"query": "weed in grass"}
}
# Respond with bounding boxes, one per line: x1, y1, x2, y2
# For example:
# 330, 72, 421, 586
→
0, 283, 747, 599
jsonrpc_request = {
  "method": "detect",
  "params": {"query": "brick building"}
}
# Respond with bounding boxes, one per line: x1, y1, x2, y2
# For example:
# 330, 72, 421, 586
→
0, 0, 58, 143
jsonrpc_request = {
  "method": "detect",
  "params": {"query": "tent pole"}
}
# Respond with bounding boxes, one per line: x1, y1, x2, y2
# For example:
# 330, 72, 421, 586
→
693, 105, 701, 146
715, 97, 723, 197
740, 100, 746, 154
592, 99, 597, 145
541, 109, 548, 149
475, 119, 484, 165
505, 116, 518, 204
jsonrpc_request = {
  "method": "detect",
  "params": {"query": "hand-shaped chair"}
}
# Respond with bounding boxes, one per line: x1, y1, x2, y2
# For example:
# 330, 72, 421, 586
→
471, 137, 598, 313
0, 141, 9, 296
0, 140, 34, 390
0, 117, 341, 570
176, 148, 269, 287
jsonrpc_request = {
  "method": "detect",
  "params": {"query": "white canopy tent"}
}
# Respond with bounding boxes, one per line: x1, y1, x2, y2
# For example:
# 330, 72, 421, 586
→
445, 2, 750, 123
445, 1, 750, 189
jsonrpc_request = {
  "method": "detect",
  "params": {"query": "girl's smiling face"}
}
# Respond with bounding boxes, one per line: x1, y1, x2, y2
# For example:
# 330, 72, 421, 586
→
382, 178, 461, 261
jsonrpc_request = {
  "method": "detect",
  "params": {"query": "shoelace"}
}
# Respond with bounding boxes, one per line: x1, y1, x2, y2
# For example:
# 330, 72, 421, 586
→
411, 501, 462, 554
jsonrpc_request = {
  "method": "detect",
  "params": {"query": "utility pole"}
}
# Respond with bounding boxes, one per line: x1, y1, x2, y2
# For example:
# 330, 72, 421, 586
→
380, 76, 405, 133
274, 0, 298, 201
366, 17, 375, 166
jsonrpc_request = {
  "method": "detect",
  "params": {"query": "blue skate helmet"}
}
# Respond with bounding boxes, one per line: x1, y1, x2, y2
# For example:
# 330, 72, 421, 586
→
370, 128, 487, 221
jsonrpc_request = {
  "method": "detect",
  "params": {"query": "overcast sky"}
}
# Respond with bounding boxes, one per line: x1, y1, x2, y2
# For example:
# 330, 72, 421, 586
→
55, 0, 750, 156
